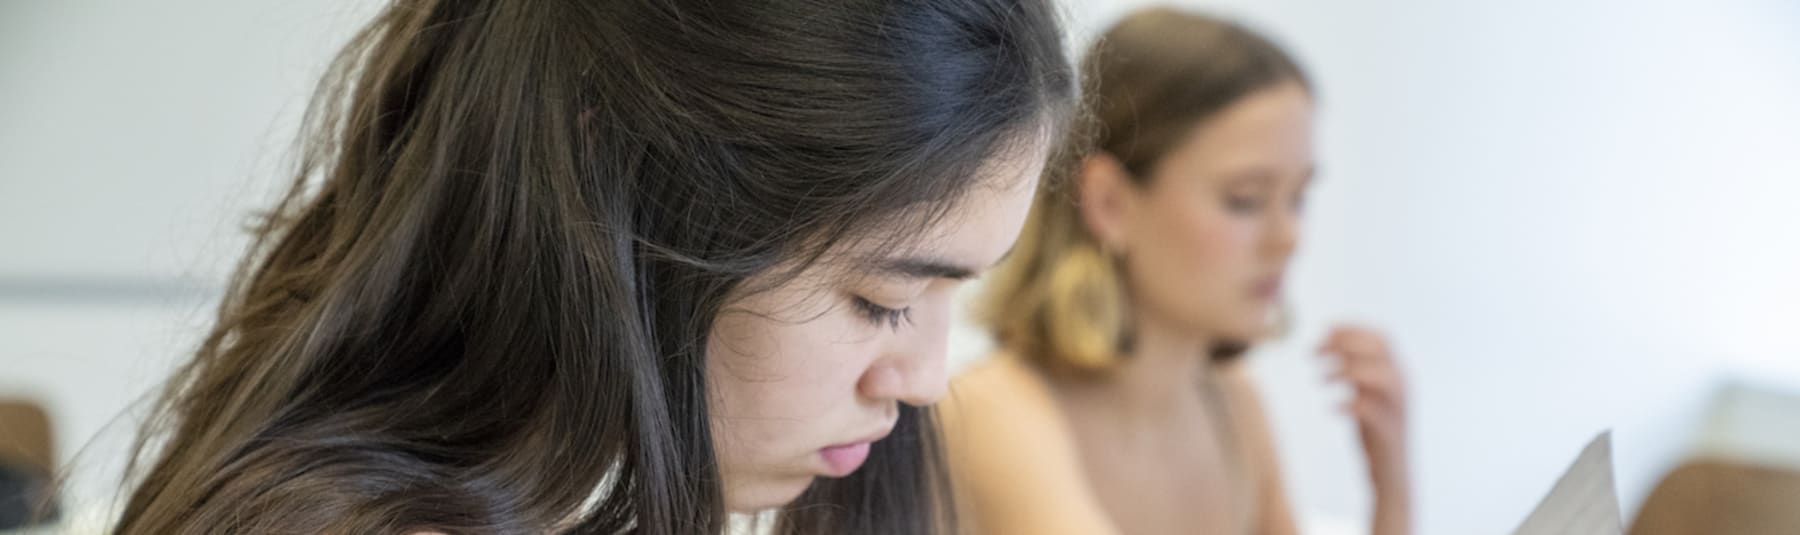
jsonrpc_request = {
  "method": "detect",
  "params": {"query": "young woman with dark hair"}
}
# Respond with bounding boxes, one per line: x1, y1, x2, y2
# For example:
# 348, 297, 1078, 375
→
115, 1, 1074, 533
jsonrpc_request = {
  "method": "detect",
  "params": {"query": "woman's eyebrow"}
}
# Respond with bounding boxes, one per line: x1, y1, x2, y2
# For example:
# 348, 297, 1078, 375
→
867, 242, 1018, 281
869, 256, 978, 281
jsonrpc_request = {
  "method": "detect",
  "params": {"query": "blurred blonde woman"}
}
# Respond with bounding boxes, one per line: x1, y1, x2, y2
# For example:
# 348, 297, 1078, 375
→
943, 8, 1411, 535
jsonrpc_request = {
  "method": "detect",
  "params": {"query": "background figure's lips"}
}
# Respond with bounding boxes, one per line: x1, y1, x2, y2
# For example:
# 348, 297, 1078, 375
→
1254, 275, 1284, 299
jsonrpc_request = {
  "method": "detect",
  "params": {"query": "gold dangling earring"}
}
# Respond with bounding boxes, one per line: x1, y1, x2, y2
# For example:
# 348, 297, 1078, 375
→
1100, 240, 1136, 357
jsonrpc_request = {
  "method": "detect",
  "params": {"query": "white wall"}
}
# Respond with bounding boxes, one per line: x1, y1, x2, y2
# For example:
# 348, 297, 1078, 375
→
0, 0, 383, 518
1, 2, 386, 282
3, 1, 1797, 533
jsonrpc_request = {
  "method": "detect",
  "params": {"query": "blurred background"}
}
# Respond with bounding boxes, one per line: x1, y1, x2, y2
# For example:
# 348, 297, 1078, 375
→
2, 1, 1797, 533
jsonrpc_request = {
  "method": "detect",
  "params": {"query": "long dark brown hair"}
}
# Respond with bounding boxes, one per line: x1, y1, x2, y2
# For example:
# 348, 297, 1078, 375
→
115, 1, 1072, 533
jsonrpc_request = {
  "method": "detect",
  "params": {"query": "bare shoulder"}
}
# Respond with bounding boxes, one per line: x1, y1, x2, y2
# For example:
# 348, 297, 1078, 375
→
944, 353, 1058, 420
940, 354, 1082, 459
940, 353, 1119, 535
940, 353, 1070, 470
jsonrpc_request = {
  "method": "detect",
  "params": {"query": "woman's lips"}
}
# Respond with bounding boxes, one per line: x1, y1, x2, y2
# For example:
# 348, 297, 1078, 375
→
819, 426, 892, 477
1253, 275, 1284, 300
819, 442, 872, 476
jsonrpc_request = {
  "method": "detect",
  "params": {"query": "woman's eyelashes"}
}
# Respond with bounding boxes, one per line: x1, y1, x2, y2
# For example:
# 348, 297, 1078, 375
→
1223, 182, 1308, 216
1227, 192, 1308, 217
852, 295, 914, 331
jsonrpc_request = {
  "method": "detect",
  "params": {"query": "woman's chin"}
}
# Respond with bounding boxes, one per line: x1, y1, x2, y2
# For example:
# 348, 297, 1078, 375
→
724, 475, 816, 513
1216, 312, 1276, 344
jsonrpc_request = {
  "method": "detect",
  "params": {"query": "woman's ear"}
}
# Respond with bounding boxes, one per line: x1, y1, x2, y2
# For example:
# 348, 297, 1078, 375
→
1075, 152, 1136, 251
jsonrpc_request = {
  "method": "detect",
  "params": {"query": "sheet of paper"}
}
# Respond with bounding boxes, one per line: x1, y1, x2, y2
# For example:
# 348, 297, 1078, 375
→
1513, 431, 1624, 535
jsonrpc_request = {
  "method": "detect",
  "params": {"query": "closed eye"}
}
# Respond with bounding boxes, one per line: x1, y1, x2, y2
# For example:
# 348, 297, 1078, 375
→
852, 296, 913, 331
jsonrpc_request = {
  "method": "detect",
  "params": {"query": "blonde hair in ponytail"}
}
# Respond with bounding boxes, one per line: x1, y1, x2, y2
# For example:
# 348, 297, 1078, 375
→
975, 177, 1131, 377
